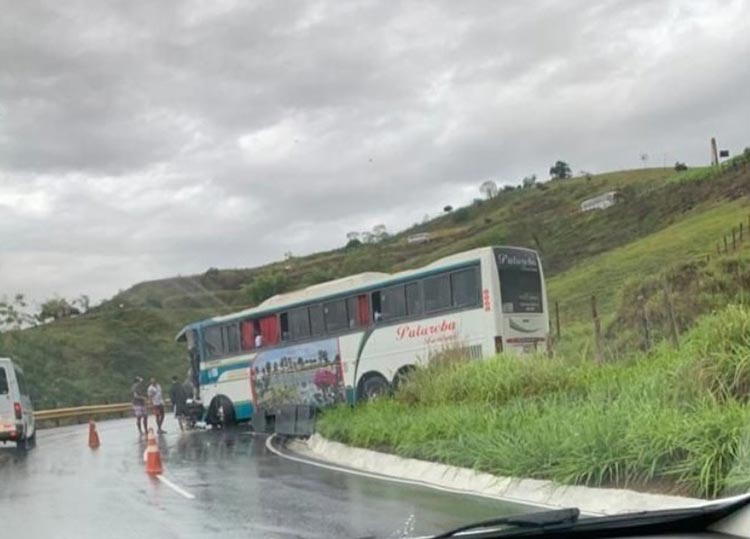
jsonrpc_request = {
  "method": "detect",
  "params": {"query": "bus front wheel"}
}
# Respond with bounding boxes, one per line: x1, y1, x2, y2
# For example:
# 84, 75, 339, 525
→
208, 395, 236, 427
357, 373, 390, 401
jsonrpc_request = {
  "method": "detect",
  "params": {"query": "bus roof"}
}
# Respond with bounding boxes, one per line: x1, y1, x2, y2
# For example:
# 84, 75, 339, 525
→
175, 245, 536, 340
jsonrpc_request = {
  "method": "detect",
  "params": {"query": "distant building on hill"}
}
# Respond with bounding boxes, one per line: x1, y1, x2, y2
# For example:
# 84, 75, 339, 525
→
580, 191, 620, 212
407, 232, 431, 244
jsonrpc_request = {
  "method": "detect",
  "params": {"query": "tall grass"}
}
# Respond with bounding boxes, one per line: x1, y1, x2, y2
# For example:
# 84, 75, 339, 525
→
318, 305, 750, 498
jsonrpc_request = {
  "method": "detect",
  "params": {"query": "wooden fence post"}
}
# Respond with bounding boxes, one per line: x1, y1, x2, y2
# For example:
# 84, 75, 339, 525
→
740, 222, 744, 242
638, 295, 651, 352
732, 228, 737, 250
555, 300, 561, 340
591, 295, 604, 363
663, 280, 680, 350
724, 236, 729, 253
717, 242, 721, 255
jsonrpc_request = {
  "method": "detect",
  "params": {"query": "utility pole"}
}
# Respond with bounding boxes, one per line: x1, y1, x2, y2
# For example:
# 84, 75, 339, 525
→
711, 137, 719, 166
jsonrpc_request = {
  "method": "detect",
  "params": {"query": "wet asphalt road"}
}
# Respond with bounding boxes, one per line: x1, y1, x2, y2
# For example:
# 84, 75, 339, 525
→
0, 416, 531, 539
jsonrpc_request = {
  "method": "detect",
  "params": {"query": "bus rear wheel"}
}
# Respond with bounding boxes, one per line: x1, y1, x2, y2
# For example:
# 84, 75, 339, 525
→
357, 373, 390, 401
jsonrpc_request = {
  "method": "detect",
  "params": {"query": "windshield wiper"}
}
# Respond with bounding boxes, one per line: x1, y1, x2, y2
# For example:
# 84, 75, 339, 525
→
431, 508, 580, 539
431, 493, 750, 539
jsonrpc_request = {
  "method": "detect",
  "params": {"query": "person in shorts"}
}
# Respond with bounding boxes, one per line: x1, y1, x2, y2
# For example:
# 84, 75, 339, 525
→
148, 377, 166, 434
131, 376, 148, 435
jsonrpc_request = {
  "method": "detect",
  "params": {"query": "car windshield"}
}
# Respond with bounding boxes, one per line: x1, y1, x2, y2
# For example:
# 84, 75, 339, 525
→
1, 2, 750, 538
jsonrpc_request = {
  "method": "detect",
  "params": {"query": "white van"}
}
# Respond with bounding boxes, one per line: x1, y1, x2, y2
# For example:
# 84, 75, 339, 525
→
0, 357, 36, 450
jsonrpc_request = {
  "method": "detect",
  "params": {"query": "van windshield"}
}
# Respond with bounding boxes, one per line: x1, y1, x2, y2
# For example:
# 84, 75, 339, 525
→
0, 367, 8, 395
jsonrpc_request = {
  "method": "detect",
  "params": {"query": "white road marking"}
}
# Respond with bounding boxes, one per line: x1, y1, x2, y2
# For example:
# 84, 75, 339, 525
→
157, 474, 196, 500
265, 434, 557, 511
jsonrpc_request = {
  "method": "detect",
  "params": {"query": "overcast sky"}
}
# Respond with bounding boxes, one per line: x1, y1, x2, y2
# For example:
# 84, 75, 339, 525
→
1, 0, 749, 305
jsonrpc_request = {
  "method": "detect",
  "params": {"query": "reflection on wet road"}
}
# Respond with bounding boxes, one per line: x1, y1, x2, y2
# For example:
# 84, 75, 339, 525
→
0, 417, 531, 538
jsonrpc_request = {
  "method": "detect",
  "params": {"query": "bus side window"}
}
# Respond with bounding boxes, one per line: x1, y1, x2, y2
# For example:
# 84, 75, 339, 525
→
323, 299, 348, 333
357, 294, 371, 325
309, 305, 325, 336
280, 312, 290, 341
405, 281, 422, 315
204, 325, 223, 359
371, 291, 382, 322
381, 285, 407, 320
258, 315, 279, 346
289, 307, 311, 340
451, 267, 481, 308
222, 323, 240, 354
240, 320, 255, 350
346, 296, 356, 328
424, 273, 451, 313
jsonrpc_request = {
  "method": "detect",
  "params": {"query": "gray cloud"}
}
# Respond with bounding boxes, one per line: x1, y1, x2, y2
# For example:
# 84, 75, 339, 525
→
1, 0, 749, 303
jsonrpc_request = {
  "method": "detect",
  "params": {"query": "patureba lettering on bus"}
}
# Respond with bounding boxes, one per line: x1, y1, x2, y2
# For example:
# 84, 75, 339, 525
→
396, 320, 457, 340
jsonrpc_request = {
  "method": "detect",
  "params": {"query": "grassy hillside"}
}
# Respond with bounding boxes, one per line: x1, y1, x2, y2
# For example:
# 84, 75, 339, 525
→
318, 305, 750, 498
2, 155, 749, 408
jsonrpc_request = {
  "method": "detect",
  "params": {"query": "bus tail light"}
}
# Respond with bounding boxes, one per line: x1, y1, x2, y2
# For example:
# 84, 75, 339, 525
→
13, 402, 22, 420
494, 337, 503, 353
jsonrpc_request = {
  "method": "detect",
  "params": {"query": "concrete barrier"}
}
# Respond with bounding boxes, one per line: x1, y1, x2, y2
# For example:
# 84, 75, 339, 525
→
295, 434, 704, 516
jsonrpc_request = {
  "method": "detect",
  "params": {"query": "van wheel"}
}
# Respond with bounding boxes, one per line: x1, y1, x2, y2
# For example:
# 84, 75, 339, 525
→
15, 437, 29, 452
357, 373, 390, 401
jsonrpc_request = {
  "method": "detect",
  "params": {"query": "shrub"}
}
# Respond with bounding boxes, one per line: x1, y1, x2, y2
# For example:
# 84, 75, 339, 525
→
451, 207, 471, 224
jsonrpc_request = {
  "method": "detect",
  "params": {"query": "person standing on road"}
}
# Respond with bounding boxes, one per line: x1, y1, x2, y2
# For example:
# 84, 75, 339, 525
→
169, 375, 188, 431
148, 377, 166, 434
131, 376, 148, 435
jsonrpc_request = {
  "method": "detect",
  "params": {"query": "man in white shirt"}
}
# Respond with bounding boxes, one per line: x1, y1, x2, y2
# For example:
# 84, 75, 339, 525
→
254, 333, 263, 348
147, 378, 166, 434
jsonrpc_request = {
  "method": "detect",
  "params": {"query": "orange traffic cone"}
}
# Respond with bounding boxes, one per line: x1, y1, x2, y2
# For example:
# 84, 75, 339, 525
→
144, 429, 163, 475
88, 420, 100, 449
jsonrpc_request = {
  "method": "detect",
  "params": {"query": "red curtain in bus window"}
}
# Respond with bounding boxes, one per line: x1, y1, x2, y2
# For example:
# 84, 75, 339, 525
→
240, 321, 255, 350
357, 294, 371, 326
259, 315, 279, 345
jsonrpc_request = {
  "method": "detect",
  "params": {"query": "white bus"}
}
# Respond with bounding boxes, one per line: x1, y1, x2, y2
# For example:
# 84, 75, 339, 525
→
176, 246, 549, 425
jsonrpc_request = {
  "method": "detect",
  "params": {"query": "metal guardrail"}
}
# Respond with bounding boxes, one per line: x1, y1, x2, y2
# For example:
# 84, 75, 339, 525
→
34, 401, 173, 428
34, 402, 133, 422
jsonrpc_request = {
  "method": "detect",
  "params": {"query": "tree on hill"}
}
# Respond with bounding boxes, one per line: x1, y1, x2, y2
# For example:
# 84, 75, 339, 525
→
38, 298, 81, 322
0, 294, 36, 330
522, 174, 537, 188
549, 160, 572, 180
479, 180, 498, 199
674, 161, 688, 171
372, 224, 388, 242
443, 205, 453, 213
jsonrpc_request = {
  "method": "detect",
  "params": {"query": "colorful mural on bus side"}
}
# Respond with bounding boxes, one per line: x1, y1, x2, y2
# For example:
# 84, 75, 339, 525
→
250, 338, 346, 408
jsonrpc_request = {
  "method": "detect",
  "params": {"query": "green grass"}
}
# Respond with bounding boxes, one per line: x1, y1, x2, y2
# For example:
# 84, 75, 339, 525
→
548, 198, 750, 324
318, 305, 750, 498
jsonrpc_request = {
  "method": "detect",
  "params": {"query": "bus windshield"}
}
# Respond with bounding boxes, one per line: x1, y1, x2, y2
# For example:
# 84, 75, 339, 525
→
495, 248, 543, 313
